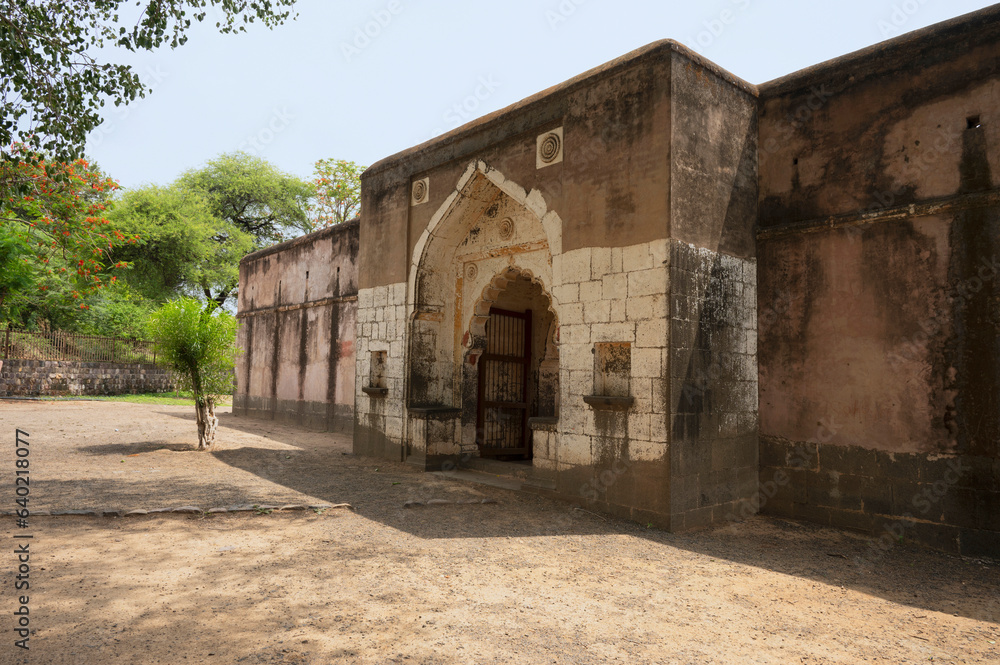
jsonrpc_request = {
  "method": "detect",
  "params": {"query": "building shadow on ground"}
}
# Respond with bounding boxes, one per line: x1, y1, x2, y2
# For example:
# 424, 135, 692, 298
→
147, 409, 1000, 623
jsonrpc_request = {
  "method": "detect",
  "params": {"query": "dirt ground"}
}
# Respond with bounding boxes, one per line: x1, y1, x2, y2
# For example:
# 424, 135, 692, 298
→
0, 400, 998, 664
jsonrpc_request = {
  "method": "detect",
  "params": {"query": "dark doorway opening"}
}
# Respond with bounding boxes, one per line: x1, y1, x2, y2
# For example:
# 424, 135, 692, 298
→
476, 307, 532, 459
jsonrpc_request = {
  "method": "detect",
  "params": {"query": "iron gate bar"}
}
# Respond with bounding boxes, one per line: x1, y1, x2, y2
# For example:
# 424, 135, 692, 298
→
476, 307, 532, 458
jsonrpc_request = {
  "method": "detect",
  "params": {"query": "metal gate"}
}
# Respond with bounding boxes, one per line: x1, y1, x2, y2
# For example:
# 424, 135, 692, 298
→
476, 308, 532, 458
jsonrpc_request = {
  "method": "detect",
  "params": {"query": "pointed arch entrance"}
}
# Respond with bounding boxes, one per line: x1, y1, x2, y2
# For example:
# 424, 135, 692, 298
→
407, 162, 561, 460
474, 269, 558, 458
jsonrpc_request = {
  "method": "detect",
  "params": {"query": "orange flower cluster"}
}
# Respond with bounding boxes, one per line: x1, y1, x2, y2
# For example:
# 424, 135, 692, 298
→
4, 143, 140, 302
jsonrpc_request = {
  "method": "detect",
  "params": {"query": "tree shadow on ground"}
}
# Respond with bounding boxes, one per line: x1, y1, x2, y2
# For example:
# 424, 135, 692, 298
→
79, 441, 197, 455
32, 477, 310, 513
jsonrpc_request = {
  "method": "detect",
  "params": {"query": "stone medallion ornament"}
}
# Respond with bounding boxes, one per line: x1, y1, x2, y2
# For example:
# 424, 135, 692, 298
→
536, 126, 564, 168
498, 217, 514, 240
411, 177, 429, 205
465, 262, 478, 280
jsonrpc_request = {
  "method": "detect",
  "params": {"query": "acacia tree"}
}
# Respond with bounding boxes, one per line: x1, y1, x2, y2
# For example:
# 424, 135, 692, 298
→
1, 0, 298, 161
147, 297, 237, 449
179, 151, 312, 243
309, 158, 365, 229
106, 184, 254, 307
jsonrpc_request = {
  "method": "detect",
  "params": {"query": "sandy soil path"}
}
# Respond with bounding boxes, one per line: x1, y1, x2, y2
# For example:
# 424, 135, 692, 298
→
0, 400, 997, 664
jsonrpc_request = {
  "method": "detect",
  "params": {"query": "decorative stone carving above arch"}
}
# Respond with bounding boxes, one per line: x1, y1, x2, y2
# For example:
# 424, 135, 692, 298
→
406, 160, 560, 413
466, 264, 558, 344
408, 160, 562, 315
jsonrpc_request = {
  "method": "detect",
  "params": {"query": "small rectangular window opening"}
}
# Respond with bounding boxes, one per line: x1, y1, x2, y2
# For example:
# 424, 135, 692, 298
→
967, 115, 982, 130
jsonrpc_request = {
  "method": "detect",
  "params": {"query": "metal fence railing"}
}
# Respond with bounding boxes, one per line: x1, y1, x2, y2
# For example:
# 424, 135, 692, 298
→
0, 327, 158, 365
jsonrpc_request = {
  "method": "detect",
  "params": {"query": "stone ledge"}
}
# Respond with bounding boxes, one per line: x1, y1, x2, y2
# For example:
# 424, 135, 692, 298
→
408, 405, 463, 420
528, 416, 559, 431
583, 395, 635, 410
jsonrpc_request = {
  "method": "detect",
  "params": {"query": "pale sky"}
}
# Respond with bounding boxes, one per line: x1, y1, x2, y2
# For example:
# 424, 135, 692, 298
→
84, 0, 997, 189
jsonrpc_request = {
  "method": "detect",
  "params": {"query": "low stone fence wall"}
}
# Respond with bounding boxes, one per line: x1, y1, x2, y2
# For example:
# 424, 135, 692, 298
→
0, 359, 176, 397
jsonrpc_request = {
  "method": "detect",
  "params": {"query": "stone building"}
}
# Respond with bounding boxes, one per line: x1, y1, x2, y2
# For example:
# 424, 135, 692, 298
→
235, 6, 1000, 556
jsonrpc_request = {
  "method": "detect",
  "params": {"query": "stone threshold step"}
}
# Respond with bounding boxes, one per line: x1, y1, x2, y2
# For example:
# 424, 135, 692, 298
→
431, 467, 556, 493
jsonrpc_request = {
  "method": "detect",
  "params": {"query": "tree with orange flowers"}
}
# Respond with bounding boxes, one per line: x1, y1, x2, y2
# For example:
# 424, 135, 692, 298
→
0, 144, 138, 323
309, 159, 365, 230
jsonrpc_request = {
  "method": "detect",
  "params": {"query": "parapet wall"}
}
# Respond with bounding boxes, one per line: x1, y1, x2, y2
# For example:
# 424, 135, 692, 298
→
234, 220, 360, 432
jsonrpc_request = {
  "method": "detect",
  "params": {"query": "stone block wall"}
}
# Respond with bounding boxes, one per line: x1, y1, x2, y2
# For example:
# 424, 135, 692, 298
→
353, 282, 408, 459
231, 9, 1000, 550
551, 239, 673, 525
756, 8, 1000, 555
348, 41, 760, 532
668, 241, 759, 531
759, 437, 1000, 558
0, 359, 175, 397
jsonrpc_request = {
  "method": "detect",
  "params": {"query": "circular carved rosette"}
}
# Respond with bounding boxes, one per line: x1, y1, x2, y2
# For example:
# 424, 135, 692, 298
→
411, 179, 428, 204
465, 263, 479, 280
538, 132, 561, 163
498, 217, 514, 240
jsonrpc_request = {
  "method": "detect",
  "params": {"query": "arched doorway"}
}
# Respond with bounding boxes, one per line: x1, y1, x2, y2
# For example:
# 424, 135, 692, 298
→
407, 161, 561, 461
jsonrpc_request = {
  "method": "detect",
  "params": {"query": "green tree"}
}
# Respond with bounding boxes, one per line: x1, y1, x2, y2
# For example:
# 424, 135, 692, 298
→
147, 297, 238, 449
177, 152, 313, 248
106, 184, 254, 308
0, 224, 35, 323
76, 282, 157, 339
309, 158, 365, 229
1, 0, 297, 161
26, 279, 158, 338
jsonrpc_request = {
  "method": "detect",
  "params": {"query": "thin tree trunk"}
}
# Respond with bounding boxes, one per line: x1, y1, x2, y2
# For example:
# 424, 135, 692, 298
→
195, 396, 218, 450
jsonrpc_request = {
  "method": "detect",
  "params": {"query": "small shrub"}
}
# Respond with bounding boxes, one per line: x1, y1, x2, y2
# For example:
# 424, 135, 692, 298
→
147, 298, 238, 449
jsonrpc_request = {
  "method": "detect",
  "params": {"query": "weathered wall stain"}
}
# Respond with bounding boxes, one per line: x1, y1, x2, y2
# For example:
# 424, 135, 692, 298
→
757, 7, 1000, 556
